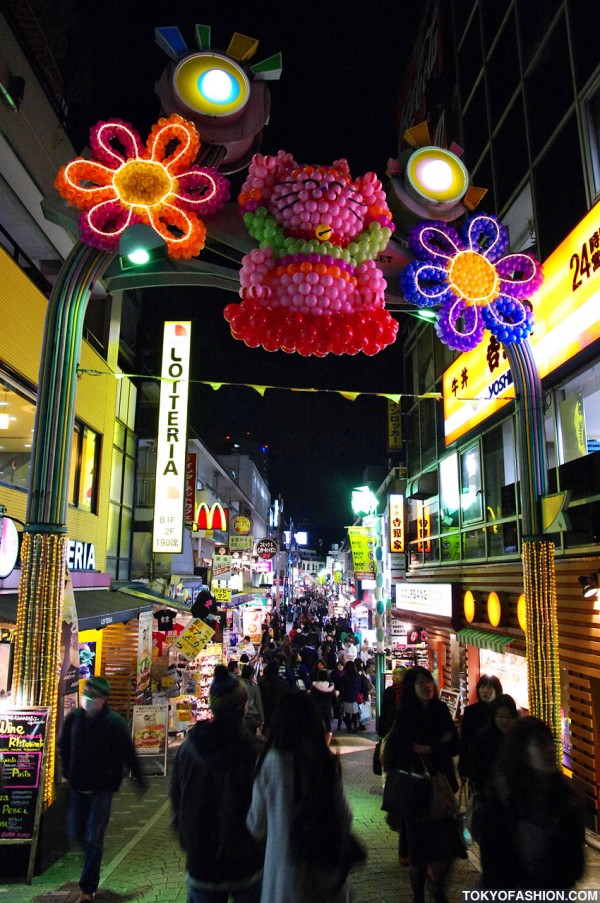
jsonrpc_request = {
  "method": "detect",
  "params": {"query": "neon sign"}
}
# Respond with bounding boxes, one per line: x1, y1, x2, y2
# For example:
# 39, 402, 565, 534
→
153, 322, 191, 553
55, 114, 229, 259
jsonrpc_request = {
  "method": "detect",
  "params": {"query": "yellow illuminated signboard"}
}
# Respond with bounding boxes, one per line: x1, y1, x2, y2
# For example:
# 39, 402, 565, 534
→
153, 322, 191, 553
347, 526, 375, 579
443, 199, 600, 445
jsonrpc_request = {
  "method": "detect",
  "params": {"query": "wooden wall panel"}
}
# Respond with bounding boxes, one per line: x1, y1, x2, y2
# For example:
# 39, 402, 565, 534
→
99, 620, 139, 723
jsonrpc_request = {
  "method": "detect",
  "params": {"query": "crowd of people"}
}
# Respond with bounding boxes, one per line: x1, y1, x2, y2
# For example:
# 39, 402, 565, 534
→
57, 595, 588, 903
379, 667, 586, 902
226, 603, 378, 741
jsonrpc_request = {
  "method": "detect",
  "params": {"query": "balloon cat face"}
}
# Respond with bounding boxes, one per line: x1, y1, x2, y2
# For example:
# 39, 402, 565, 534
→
225, 151, 398, 356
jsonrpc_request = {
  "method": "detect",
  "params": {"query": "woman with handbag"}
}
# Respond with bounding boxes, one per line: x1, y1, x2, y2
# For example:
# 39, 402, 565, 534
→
383, 667, 465, 903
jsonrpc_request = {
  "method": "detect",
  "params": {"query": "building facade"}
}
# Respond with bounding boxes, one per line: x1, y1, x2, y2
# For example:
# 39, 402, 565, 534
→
391, 0, 600, 830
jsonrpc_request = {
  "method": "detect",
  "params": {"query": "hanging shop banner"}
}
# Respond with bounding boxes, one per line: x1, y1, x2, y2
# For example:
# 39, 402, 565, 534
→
387, 400, 402, 451
213, 587, 232, 603
184, 453, 197, 523
152, 321, 191, 554
212, 554, 232, 582
132, 704, 169, 775
256, 538, 278, 559
347, 526, 375, 580
388, 494, 405, 553
0, 707, 51, 880
135, 610, 154, 705
174, 618, 215, 659
232, 514, 252, 535
229, 535, 254, 550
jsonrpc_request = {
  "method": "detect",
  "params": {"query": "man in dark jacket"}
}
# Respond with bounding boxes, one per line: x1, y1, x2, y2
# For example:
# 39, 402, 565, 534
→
57, 676, 147, 903
170, 664, 264, 902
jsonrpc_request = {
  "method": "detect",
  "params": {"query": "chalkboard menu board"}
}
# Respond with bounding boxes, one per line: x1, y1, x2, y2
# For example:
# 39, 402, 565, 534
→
0, 708, 50, 845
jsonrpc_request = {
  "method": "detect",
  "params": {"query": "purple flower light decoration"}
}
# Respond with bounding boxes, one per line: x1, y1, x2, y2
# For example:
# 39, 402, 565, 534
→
399, 213, 543, 351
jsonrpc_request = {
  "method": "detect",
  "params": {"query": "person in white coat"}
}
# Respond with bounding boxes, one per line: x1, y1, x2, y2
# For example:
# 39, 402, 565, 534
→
247, 692, 362, 903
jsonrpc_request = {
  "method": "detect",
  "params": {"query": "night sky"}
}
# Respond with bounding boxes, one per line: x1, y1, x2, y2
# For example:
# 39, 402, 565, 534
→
46, 0, 417, 541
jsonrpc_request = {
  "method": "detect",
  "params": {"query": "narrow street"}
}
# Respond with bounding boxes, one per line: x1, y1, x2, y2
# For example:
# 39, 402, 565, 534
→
2, 726, 600, 903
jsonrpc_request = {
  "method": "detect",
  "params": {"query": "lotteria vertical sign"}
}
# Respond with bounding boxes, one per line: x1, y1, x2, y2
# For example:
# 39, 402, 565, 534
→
153, 322, 191, 553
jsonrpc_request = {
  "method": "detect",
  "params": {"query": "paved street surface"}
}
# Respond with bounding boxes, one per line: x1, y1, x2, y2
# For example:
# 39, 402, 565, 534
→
1, 725, 600, 902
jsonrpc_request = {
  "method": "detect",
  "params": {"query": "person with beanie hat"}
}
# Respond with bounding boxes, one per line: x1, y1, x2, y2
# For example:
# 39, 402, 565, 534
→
171, 664, 264, 902
58, 676, 147, 903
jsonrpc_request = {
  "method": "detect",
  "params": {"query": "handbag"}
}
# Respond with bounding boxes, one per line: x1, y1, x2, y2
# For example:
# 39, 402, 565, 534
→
381, 766, 428, 816
426, 770, 457, 821
356, 692, 364, 704
373, 740, 382, 776
359, 701, 371, 722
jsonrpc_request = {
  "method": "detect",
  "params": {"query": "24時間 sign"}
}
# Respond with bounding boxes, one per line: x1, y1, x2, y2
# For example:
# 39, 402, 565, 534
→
153, 322, 191, 553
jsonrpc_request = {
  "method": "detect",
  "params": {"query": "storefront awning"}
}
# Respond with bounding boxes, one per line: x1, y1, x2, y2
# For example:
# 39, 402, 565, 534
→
0, 589, 152, 632
456, 628, 514, 653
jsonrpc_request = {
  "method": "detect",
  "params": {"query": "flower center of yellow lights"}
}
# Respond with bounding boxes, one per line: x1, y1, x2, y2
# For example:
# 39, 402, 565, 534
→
447, 250, 500, 305
113, 160, 174, 208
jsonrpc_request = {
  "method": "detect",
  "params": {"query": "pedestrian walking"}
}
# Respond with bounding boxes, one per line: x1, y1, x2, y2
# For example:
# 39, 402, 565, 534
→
57, 676, 148, 903
247, 692, 362, 902
382, 666, 465, 903
480, 716, 585, 889
458, 674, 503, 784
170, 664, 264, 903
242, 663, 265, 736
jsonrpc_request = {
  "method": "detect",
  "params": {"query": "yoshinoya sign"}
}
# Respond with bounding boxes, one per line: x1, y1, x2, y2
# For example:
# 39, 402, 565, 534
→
153, 321, 191, 554
232, 514, 252, 535
255, 538, 278, 560
394, 582, 453, 618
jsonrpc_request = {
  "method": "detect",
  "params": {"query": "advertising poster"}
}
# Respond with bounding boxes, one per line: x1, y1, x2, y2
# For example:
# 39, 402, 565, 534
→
242, 609, 263, 644
132, 704, 169, 777
136, 611, 153, 704
0, 707, 50, 879
439, 688, 460, 719
174, 619, 215, 660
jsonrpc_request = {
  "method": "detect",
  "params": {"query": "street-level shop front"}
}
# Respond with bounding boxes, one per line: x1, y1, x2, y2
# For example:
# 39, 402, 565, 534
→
394, 564, 600, 833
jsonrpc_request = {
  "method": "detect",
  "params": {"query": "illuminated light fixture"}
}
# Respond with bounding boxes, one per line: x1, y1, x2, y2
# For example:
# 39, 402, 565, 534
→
578, 575, 598, 599
55, 114, 230, 260
487, 591, 506, 627
351, 486, 379, 518
119, 223, 167, 270
400, 213, 543, 352
406, 146, 469, 207
517, 593, 527, 632
174, 52, 250, 118
463, 590, 480, 623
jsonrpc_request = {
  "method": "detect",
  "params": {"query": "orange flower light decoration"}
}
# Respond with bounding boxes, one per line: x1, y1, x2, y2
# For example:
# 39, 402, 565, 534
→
55, 114, 229, 259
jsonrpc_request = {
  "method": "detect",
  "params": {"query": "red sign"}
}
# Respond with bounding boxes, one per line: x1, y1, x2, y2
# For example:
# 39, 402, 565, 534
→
197, 502, 228, 531
185, 454, 196, 523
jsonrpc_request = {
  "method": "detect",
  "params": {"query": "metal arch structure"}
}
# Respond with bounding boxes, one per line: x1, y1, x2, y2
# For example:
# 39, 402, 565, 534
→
12, 211, 249, 798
